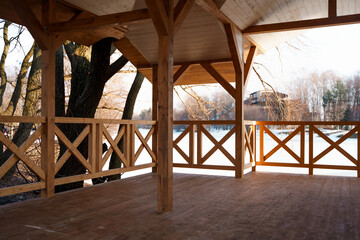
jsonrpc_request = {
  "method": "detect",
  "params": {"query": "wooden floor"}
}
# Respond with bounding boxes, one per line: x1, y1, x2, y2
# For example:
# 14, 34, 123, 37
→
1, 172, 360, 240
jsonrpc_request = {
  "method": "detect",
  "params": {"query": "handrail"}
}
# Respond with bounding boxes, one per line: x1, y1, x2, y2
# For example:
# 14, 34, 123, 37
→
55, 117, 156, 125
0, 116, 46, 123
255, 121, 360, 125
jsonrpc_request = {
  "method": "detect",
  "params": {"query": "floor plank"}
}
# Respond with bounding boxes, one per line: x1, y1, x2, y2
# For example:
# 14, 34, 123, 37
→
1, 172, 360, 239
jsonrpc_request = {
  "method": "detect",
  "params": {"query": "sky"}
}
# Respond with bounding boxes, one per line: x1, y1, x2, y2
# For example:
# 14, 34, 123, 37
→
246, 23, 360, 95
2, 22, 360, 115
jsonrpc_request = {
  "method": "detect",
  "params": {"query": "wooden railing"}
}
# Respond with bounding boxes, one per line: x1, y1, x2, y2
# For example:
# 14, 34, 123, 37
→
173, 120, 256, 171
0, 117, 156, 197
256, 121, 360, 177
173, 120, 360, 177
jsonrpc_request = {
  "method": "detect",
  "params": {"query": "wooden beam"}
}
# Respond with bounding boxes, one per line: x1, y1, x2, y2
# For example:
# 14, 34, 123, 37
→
195, 0, 233, 24
243, 14, 360, 35
174, 0, 195, 34
113, 37, 150, 67
244, 46, 258, 88
329, 0, 337, 18
47, 9, 150, 33
148, 0, 174, 213
138, 58, 232, 69
224, 24, 244, 178
201, 62, 235, 98
174, 64, 191, 84
10, 0, 48, 50
145, 0, 170, 36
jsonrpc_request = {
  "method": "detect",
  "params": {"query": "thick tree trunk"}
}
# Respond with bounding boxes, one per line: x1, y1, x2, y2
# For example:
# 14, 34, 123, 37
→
55, 38, 128, 192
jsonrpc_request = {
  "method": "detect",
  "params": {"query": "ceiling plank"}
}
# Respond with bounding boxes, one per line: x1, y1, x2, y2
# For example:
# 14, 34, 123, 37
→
145, 0, 169, 36
243, 13, 360, 35
10, 0, 49, 50
201, 62, 235, 98
174, 0, 195, 34
47, 9, 150, 33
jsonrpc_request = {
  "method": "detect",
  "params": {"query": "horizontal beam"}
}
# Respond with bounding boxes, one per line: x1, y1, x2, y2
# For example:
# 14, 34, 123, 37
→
47, 9, 150, 33
138, 58, 232, 69
244, 14, 360, 35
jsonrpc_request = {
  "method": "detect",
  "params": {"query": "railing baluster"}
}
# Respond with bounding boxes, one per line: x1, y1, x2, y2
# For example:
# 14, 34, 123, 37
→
301, 124, 305, 165
260, 124, 264, 163
96, 123, 102, 172
88, 123, 96, 173
252, 124, 256, 172
309, 124, 313, 175
197, 123, 202, 165
130, 124, 135, 167
189, 124, 194, 165
357, 124, 360, 178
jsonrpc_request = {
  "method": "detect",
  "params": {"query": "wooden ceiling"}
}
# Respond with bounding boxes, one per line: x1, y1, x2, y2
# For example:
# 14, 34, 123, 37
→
0, 0, 359, 85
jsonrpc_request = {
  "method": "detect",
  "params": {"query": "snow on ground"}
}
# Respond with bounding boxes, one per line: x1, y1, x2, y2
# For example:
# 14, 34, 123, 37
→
101, 127, 358, 179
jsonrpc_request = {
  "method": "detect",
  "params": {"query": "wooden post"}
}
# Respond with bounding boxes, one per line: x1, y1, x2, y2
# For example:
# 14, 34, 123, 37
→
41, 34, 56, 197
152, 65, 158, 173
146, 0, 174, 213
224, 24, 244, 178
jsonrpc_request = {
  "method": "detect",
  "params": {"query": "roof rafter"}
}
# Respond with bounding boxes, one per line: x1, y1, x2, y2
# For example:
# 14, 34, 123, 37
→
244, 13, 360, 35
47, 9, 150, 33
174, 0, 195, 34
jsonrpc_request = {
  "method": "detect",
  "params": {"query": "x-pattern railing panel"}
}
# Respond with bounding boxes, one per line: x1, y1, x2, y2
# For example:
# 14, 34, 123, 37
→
262, 125, 304, 163
173, 125, 192, 164
102, 124, 128, 168
134, 125, 156, 163
0, 126, 44, 180
311, 125, 358, 165
244, 125, 255, 163
200, 125, 236, 165
55, 125, 91, 174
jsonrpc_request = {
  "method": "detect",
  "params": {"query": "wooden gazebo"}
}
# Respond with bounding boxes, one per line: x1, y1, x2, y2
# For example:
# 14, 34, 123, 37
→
1, 0, 360, 215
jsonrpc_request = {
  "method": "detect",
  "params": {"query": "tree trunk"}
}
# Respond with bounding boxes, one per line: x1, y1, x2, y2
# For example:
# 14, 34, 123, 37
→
55, 38, 128, 192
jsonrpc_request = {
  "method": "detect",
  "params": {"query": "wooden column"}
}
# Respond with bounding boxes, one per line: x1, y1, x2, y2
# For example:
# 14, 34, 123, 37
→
224, 24, 245, 178
40, 0, 57, 197
152, 65, 158, 173
41, 34, 56, 197
146, 0, 174, 213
